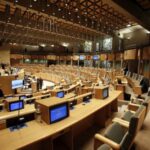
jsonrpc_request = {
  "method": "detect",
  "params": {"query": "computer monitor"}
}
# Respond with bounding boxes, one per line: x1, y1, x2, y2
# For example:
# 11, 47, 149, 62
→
12, 80, 23, 89
19, 95, 27, 100
5, 96, 13, 99
93, 55, 99, 60
9, 100, 24, 111
83, 94, 92, 103
49, 102, 69, 124
79, 55, 85, 60
103, 88, 109, 99
56, 91, 64, 98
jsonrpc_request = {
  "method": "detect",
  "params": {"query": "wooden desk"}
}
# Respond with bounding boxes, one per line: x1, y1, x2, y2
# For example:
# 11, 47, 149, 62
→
115, 84, 125, 100
126, 77, 142, 95
0, 91, 121, 150
64, 93, 76, 99
0, 104, 35, 120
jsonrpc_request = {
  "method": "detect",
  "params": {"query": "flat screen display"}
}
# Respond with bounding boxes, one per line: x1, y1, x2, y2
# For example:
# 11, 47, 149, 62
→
56, 91, 64, 98
93, 55, 99, 60
50, 103, 69, 123
9, 100, 24, 111
83, 94, 92, 103
6, 96, 13, 99
103, 88, 108, 99
79, 55, 85, 60
12, 80, 23, 89
19, 95, 27, 100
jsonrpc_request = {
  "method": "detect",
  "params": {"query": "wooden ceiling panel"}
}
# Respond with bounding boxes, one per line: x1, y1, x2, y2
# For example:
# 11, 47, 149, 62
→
0, 0, 140, 45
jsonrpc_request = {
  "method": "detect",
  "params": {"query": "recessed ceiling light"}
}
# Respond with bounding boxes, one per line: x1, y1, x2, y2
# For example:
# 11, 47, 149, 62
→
75, 8, 78, 11
127, 24, 131, 27
40, 43, 46, 47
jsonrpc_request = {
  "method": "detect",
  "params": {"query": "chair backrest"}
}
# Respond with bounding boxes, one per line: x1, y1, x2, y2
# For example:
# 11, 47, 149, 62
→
148, 87, 150, 96
120, 105, 146, 150
130, 105, 146, 133
142, 97, 150, 117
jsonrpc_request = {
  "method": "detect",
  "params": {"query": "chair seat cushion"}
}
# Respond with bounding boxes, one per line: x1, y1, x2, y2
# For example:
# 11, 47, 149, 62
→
97, 144, 112, 150
122, 111, 134, 121
104, 123, 125, 144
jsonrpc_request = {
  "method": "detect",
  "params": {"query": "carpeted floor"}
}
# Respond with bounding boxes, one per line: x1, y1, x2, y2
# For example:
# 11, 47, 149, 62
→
134, 111, 150, 150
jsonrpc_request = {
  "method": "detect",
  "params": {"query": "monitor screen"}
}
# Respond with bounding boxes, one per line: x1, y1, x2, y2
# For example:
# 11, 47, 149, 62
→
50, 103, 69, 123
93, 55, 99, 60
5, 96, 13, 99
9, 100, 24, 111
56, 91, 64, 98
83, 94, 92, 103
103, 88, 108, 99
79, 55, 85, 60
19, 95, 27, 100
12, 80, 23, 89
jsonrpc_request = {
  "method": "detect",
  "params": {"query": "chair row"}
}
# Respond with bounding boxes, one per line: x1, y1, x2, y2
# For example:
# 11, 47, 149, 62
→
94, 97, 150, 150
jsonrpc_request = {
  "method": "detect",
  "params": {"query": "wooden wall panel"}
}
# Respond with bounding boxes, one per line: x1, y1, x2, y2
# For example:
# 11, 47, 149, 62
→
108, 54, 114, 61
0, 45, 10, 64
143, 46, 150, 60
47, 55, 56, 60
73, 55, 79, 61
10, 54, 23, 59
0, 76, 15, 95
124, 49, 137, 60
115, 53, 123, 61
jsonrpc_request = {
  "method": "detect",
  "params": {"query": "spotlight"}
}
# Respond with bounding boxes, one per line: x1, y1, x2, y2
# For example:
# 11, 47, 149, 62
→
127, 24, 131, 27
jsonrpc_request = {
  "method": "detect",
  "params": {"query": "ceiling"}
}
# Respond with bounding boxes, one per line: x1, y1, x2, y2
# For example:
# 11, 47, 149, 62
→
113, 0, 150, 31
0, 0, 148, 46
135, 0, 150, 10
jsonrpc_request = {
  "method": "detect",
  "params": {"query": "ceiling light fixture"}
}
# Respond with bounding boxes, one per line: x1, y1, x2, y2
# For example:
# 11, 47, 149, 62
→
62, 42, 69, 47
127, 24, 131, 27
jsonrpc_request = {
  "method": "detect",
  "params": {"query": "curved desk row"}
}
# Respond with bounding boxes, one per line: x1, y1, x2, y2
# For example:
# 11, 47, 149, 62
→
0, 91, 121, 150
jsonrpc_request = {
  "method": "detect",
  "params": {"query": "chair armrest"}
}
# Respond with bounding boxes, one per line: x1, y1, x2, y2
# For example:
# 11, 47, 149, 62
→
137, 98, 144, 101
112, 118, 129, 128
95, 134, 120, 150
